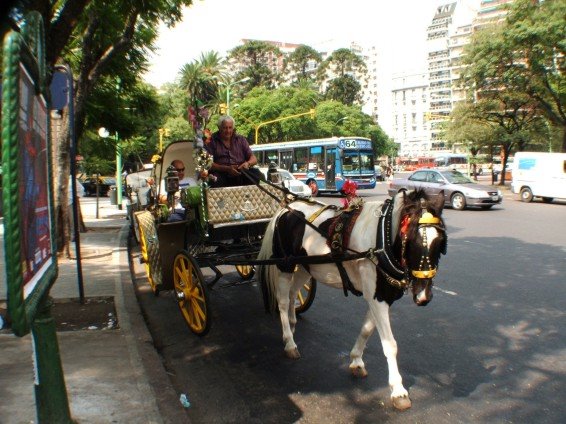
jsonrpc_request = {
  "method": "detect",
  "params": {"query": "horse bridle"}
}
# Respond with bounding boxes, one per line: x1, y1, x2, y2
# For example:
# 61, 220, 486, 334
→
376, 198, 446, 290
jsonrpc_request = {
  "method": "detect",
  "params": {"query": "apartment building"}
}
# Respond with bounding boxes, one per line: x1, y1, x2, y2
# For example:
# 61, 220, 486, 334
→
391, 72, 430, 158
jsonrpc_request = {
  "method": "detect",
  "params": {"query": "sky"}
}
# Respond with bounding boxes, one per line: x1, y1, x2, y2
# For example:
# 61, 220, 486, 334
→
143, 0, 480, 132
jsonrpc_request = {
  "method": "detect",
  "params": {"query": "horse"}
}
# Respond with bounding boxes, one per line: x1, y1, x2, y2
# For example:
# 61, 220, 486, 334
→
257, 189, 447, 410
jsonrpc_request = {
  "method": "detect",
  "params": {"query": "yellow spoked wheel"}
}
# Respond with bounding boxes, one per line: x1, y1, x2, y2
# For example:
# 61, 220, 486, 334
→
294, 278, 317, 315
235, 264, 255, 280
135, 211, 163, 296
173, 251, 211, 336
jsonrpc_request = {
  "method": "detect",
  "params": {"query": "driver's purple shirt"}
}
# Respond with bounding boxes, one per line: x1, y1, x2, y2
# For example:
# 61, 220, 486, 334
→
205, 132, 252, 166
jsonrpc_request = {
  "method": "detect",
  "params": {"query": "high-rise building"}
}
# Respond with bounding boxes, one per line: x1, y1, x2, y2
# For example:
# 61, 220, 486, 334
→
391, 72, 429, 158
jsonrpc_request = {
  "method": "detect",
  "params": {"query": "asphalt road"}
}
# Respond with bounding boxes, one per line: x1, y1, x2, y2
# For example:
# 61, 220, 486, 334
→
129, 181, 566, 423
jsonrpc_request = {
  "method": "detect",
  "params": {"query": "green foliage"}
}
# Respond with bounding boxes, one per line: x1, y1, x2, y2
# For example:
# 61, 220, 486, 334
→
317, 48, 367, 106
283, 45, 323, 85
227, 40, 282, 90
226, 87, 391, 156
325, 74, 362, 105
461, 0, 566, 152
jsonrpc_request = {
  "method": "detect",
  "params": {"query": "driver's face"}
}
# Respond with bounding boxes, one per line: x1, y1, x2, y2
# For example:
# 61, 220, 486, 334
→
220, 121, 234, 139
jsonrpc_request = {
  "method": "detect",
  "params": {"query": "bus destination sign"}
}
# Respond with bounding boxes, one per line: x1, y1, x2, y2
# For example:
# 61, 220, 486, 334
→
339, 139, 372, 150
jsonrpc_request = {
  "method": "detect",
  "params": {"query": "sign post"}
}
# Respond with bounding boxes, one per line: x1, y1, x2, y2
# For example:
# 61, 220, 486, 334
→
1, 12, 73, 423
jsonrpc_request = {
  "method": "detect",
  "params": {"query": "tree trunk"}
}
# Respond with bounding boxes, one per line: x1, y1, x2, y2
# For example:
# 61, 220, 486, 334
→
51, 109, 72, 257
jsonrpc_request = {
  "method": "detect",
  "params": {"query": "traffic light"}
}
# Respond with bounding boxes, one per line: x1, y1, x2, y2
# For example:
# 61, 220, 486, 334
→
220, 103, 227, 114
309, 108, 316, 119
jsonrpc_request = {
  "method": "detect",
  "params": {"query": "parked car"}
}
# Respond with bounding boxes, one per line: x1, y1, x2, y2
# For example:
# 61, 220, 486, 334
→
259, 167, 312, 197
387, 168, 502, 210
80, 176, 116, 197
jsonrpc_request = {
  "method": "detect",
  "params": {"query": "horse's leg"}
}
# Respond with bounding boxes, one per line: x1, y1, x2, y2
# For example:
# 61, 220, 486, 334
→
287, 266, 310, 334
367, 298, 412, 410
349, 310, 375, 378
276, 271, 301, 359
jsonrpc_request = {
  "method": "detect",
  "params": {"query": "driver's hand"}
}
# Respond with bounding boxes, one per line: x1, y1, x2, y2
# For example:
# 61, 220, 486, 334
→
237, 162, 250, 171
227, 165, 241, 176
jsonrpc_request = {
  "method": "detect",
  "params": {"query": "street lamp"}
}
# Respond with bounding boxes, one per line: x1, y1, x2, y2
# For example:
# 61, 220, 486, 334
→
332, 116, 348, 137
98, 127, 123, 210
219, 77, 250, 116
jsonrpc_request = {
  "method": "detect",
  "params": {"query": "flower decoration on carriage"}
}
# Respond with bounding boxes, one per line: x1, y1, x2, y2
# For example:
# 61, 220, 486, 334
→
203, 128, 212, 144
341, 179, 362, 209
193, 148, 216, 182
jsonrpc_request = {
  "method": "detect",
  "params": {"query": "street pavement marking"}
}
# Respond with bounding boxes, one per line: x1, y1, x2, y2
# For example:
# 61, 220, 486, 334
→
434, 287, 458, 296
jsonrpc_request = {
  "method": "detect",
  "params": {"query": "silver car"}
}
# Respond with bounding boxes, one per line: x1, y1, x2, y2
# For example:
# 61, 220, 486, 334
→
259, 168, 313, 197
387, 169, 502, 210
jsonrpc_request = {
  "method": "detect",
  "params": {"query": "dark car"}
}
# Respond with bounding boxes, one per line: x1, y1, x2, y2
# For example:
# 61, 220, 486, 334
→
80, 176, 116, 197
387, 169, 502, 210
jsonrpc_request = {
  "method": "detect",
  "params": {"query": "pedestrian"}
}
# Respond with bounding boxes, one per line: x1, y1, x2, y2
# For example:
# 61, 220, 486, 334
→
305, 178, 318, 197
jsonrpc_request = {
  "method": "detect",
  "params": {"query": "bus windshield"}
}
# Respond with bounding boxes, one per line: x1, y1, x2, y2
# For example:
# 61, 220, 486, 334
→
342, 150, 374, 174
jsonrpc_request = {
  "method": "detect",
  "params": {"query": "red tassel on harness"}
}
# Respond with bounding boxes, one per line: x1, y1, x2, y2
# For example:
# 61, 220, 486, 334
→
400, 215, 411, 236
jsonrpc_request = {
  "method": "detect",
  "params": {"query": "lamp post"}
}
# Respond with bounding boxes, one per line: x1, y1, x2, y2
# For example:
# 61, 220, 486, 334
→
98, 127, 122, 210
255, 109, 316, 144
219, 77, 250, 116
158, 127, 170, 152
333, 116, 348, 136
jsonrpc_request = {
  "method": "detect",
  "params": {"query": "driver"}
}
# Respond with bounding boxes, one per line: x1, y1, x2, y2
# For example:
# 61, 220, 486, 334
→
205, 115, 262, 187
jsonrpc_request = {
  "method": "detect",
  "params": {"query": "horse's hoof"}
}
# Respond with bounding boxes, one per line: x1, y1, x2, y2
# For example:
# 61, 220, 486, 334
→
392, 396, 412, 410
350, 366, 368, 378
285, 348, 301, 359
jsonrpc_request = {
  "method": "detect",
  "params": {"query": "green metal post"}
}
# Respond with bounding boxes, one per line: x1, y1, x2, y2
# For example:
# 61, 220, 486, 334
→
32, 296, 74, 423
115, 132, 122, 209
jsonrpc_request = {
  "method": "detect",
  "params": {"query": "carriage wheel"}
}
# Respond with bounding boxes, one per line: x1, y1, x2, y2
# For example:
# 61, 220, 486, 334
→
136, 211, 163, 296
173, 251, 211, 336
235, 264, 255, 280
294, 277, 317, 314
132, 209, 141, 244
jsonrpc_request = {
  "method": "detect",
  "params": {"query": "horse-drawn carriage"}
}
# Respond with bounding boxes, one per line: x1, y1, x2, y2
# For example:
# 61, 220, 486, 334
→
126, 138, 449, 409
126, 140, 317, 336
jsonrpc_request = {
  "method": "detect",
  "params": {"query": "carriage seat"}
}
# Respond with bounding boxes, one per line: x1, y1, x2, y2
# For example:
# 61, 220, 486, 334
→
205, 184, 282, 228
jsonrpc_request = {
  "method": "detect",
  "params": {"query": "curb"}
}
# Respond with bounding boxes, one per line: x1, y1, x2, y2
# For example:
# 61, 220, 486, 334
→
116, 225, 190, 423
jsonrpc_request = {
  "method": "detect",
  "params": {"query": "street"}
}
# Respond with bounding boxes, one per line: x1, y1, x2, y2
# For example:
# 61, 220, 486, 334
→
129, 181, 565, 423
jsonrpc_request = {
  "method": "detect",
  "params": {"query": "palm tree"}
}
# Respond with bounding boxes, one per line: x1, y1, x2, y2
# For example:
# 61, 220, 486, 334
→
178, 51, 225, 127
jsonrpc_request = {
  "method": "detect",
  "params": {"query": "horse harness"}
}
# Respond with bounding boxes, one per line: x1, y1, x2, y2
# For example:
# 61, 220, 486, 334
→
243, 171, 444, 295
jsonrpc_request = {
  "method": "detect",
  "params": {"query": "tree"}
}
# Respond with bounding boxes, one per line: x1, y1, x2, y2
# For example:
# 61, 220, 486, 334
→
325, 74, 362, 106
443, 102, 501, 180
462, 0, 566, 152
283, 44, 323, 85
16, 0, 193, 256
227, 40, 282, 90
317, 48, 367, 105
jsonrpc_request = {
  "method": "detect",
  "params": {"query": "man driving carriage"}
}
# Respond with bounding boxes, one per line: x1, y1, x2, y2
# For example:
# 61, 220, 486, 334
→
205, 115, 263, 187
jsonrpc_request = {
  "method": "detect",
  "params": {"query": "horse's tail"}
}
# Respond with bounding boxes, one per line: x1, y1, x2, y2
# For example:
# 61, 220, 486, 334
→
257, 208, 287, 314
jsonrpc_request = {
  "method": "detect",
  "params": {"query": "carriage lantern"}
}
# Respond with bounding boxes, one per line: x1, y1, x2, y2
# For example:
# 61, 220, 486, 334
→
165, 165, 179, 194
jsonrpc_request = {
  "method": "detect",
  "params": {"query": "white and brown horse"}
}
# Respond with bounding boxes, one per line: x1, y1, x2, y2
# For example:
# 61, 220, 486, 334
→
257, 189, 447, 410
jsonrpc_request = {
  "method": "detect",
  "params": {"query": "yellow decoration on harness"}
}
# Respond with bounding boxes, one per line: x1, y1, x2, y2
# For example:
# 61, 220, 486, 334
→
418, 212, 440, 225
412, 269, 437, 279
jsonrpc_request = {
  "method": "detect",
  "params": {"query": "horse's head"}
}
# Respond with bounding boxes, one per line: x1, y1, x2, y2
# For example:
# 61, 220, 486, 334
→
398, 190, 447, 306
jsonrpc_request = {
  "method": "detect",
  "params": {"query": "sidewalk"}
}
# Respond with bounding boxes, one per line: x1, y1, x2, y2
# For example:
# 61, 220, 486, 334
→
0, 198, 189, 423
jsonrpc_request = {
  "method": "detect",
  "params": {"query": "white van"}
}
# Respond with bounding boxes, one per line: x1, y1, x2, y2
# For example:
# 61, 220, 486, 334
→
511, 152, 566, 203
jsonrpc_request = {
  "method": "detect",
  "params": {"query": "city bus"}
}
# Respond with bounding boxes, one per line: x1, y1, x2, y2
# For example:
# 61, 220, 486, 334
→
251, 136, 377, 193
434, 153, 469, 171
